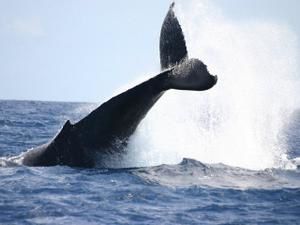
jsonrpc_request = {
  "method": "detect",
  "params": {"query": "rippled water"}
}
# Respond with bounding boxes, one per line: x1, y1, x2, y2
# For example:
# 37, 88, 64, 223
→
0, 100, 300, 225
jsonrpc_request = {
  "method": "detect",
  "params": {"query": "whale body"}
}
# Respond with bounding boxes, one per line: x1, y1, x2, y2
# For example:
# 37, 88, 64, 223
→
22, 3, 217, 167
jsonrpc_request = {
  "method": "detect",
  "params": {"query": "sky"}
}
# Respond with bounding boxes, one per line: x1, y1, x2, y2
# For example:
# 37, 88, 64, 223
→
0, 0, 299, 102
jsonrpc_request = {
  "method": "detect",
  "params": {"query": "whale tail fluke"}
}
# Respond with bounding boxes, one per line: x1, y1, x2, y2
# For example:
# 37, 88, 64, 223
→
160, 2, 188, 70
167, 58, 217, 91
160, 3, 217, 91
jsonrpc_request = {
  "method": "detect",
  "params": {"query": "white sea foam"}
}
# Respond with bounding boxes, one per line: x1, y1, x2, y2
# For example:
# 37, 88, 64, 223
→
124, 0, 299, 170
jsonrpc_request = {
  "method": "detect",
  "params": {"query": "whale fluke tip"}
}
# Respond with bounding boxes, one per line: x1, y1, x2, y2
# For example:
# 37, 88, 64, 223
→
170, 2, 175, 9
169, 59, 217, 91
160, 1, 188, 70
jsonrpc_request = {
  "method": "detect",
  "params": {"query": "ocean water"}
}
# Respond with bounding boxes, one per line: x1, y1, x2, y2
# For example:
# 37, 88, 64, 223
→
1, 1, 300, 224
0, 100, 299, 225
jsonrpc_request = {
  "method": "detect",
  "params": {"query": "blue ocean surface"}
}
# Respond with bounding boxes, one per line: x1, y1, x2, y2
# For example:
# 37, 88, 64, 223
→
0, 100, 299, 225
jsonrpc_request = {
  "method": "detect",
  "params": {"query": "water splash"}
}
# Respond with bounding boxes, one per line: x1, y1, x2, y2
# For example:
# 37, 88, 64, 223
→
125, 0, 299, 170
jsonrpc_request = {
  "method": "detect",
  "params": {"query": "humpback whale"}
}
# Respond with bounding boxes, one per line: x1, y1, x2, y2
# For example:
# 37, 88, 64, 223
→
21, 3, 217, 167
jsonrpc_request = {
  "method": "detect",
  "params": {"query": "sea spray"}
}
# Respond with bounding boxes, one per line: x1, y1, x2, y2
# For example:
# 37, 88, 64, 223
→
124, 0, 299, 170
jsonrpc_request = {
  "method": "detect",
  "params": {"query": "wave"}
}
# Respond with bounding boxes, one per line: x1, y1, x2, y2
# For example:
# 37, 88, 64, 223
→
132, 158, 300, 189
1, 153, 299, 189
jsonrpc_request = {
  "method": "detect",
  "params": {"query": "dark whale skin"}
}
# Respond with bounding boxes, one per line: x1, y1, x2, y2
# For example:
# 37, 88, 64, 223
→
22, 3, 217, 167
